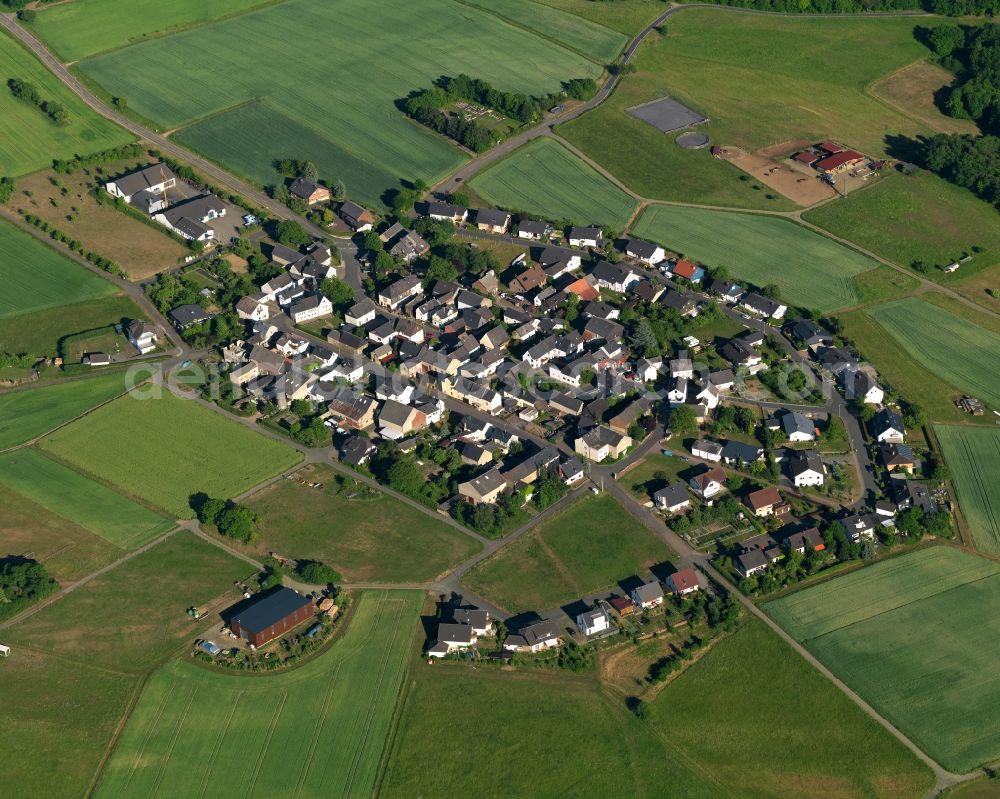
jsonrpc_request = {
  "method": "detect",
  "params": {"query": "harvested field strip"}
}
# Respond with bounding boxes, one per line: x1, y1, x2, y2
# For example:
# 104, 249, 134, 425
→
935, 425, 1000, 554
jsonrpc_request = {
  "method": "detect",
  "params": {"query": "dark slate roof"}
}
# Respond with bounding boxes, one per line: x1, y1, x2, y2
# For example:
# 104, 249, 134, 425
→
476, 208, 510, 227
230, 587, 312, 634
721, 439, 762, 464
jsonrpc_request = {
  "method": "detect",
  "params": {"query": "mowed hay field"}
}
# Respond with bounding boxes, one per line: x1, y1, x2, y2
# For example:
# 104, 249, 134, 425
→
559, 10, 952, 208
94, 590, 421, 799
79, 0, 605, 208
39, 390, 302, 518
463, 494, 671, 614
935, 426, 1000, 554
767, 546, 1000, 771
383, 620, 932, 798
0, 373, 124, 449
7, 530, 255, 672
247, 464, 481, 583
469, 138, 639, 229
631, 204, 878, 311
0, 30, 132, 177
0, 449, 173, 550
865, 298, 1000, 408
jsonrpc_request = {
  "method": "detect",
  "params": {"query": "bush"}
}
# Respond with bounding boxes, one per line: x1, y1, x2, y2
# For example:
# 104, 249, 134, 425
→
297, 560, 342, 585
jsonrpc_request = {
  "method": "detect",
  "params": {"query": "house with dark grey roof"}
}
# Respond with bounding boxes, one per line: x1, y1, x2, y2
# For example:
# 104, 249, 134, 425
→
339, 200, 375, 231
721, 440, 763, 467
475, 208, 510, 233
872, 409, 905, 443
630, 580, 664, 609
625, 237, 665, 265
228, 587, 313, 647
516, 219, 550, 240
653, 483, 691, 513
105, 162, 176, 210
740, 292, 787, 320
503, 619, 563, 652
453, 608, 493, 635
568, 226, 604, 248
577, 606, 611, 636
782, 412, 816, 442
168, 304, 214, 329
426, 202, 468, 224
788, 450, 825, 486
288, 177, 330, 205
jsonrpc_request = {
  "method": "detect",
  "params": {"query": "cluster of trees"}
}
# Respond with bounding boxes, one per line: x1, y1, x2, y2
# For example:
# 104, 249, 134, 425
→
647, 635, 707, 683
556, 640, 593, 671
0, 557, 56, 620
370, 442, 453, 508
193, 494, 260, 544
452, 493, 526, 537
618, 299, 722, 359
21, 213, 122, 274
52, 143, 144, 174
0, 351, 35, 369
922, 133, 1000, 208
7, 78, 68, 125
144, 266, 243, 347
694, 0, 995, 13
564, 77, 599, 100
0, 176, 15, 203
533, 467, 569, 510
296, 560, 342, 585
285, 399, 330, 447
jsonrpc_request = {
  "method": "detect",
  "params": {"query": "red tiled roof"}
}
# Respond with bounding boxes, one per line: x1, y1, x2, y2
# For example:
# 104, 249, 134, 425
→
813, 150, 864, 172
818, 140, 844, 155
672, 259, 698, 279
672, 568, 699, 592
747, 486, 782, 511
792, 151, 817, 164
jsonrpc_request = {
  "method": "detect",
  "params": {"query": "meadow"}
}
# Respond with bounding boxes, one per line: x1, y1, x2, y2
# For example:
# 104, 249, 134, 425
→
77, 0, 605, 208
535, 0, 668, 36
559, 10, 953, 208
865, 298, 1000, 408
631, 204, 878, 311
93, 590, 421, 799
469, 138, 639, 229
0, 30, 132, 177
934, 426, 1000, 554
39, 391, 302, 518
462, 494, 671, 613
0, 218, 117, 319
0, 449, 173, 550
804, 172, 1000, 302
767, 546, 1000, 772
247, 464, 480, 582
383, 620, 932, 798
7, 531, 254, 672
0, 373, 125, 449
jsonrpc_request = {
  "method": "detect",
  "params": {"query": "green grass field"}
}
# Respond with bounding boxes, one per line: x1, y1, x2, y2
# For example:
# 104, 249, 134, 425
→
469, 138, 639, 229
247, 464, 480, 582
865, 298, 1000, 408
0, 373, 125, 449
29, 0, 279, 61
0, 218, 117, 319
383, 619, 932, 798
559, 10, 954, 208
0, 30, 132, 177
77, 0, 603, 208
935, 426, 1000, 555
93, 590, 421, 799
804, 172, 1000, 290
767, 546, 1000, 771
631, 204, 878, 311
39, 391, 302, 518
0, 449, 173, 549
463, 494, 671, 613
536, 0, 668, 36
7, 530, 254, 671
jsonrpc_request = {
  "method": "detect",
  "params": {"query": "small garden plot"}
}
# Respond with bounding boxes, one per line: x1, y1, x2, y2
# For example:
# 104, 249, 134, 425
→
934, 425, 1000, 554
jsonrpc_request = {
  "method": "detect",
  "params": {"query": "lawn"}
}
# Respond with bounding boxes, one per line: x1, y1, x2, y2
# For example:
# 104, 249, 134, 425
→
935, 426, 1000, 555
804, 172, 1000, 299
0, 648, 138, 799
0, 30, 132, 177
865, 297, 1000, 409
5, 166, 188, 281
623, 451, 693, 502
28, 0, 281, 61
7, 530, 255, 672
851, 264, 920, 306
39, 390, 303, 518
0, 217, 117, 319
631, 204, 878, 311
93, 590, 421, 799
767, 546, 1000, 772
0, 449, 174, 550
383, 619, 932, 798
0, 372, 125, 449
77, 0, 604, 209
246, 464, 481, 582
559, 10, 956, 208
462, 493, 671, 613
469, 138, 639, 229
1, 489, 122, 582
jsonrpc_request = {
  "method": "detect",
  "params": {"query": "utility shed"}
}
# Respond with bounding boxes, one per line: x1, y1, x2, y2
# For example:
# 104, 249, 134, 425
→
229, 587, 313, 647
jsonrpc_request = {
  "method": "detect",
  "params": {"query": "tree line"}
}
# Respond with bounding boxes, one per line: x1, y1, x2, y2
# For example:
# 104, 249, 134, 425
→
7, 78, 68, 125
687, 0, 996, 14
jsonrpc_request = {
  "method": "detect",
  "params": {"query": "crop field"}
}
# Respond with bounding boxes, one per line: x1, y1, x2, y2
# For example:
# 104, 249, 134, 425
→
247, 464, 480, 582
383, 620, 932, 798
29, 0, 279, 61
0, 373, 124, 449
39, 391, 302, 518
0, 449, 173, 550
631, 204, 878, 311
469, 138, 639, 229
865, 298, 1000, 408
804, 172, 1000, 299
0, 648, 138, 799
535, 0, 668, 36
767, 546, 1000, 771
559, 10, 955, 208
935, 426, 1000, 554
870, 60, 981, 137
463, 494, 671, 614
8, 531, 254, 672
77, 0, 604, 208
0, 30, 132, 177
93, 590, 421, 799
0, 218, 117, 319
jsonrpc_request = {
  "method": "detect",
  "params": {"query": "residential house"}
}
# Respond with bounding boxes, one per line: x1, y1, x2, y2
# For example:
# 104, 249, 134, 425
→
479, 326, 509, 351
168, 304, 213, 329
577, 606, 611, 637
560, 457, 585, 484
509, 264, 548, 295
229, 361, 259, 386
441, 376, 502, 413
432, 623, 476, 655
782, 527, 825, 554
721, 440, 763, 467
879, 442, 916, 474
844, 370, 884, 405
550, 392, 584, 417
339, 435, 375, 467
236, 295, 271, 322
345, 298, 378, 327
154, 194, 225, 241
290, 294, 333, 324
670, 355, 694, 379
126, 320, 157, 354
819, 346, 859, 375
872, 409, 906, 443
630, 581, 664, 609
503, 620, 562, 653
591, 261, 640, 293
626, 238, 665, 265
389, 230, 430, 263
670, 259, 704, 283
788, 450, 825, 487
735, 548, 769, 578
288, 178, 330, 205
745, 486, 788, 518
841, 513, 877, 542
692, 439, 723, 462
457, 468, 508, 505
516, 219, 550, 240
378, 275, 424, 309
741, 292, 787, 320
575, 426, 632, 463
325, 391, 377, 429
782, 412, 816, 442
105, 163, 176, 211
632, 280, 664, 304
609, 596, 637, 617
789, 319, 833, 350
719, 339, 762, 370
654, 483, 691, 514
696, 383, 721, 410
568, 226, 604, 248
703, 278, 743, 303
475, 208, 510, 234
689, 466, 726, 499
668, 568, 700, 597
378, 399, 426, 438
583, 316, 624, 344
607, 398, 650, 436
426, 202, 468, 224
339, 200, 374, 231
667, 378, 688, 405
540, 247, 581, 272
453, 608, 493, 636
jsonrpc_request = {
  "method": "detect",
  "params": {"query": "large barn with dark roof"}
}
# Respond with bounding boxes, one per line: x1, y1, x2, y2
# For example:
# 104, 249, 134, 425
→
229, 587, 313, 647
